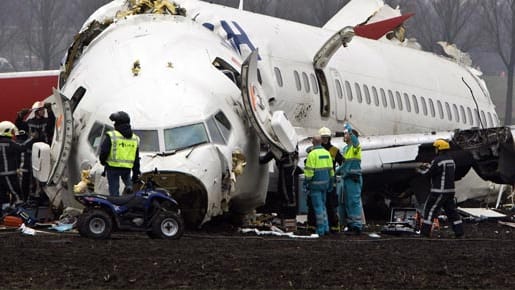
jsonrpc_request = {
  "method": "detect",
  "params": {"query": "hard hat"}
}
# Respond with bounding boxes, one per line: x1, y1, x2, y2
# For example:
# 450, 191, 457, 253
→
433, 139, 450, 150
0, 121, 18, 137
109, 111, 131, 124
318, 127, 331, 137
32, 101, 44, 110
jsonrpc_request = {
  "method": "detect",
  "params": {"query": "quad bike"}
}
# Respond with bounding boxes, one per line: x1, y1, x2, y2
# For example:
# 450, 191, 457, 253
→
75, 173, 184, 239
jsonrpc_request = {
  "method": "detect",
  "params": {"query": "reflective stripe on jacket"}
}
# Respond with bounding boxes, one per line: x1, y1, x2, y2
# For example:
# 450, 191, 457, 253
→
106, 130, 140, 169
304, 145, 334, 191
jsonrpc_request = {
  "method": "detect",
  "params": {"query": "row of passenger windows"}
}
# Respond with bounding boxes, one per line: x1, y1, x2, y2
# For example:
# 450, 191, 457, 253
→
272, 66, 496, 127
337, 80, 495, 127
274, 67, 319, 95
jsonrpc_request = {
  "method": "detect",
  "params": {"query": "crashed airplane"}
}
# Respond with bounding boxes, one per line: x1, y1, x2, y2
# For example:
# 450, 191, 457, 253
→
26, 0, 515, 227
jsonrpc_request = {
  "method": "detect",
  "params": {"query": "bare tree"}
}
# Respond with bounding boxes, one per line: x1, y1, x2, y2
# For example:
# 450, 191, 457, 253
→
403, 0, 480, 53
19, 0, 69, 70
68, 0, 112, 28
481, 0, 515, 125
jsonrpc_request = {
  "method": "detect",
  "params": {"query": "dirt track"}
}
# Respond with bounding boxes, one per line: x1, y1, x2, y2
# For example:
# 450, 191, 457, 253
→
0, 218, 514, 289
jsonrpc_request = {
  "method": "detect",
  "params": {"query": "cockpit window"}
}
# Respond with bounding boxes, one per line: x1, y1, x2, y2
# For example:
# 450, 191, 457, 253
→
164, 123, 209, 151
133, 129, 159, 152
88, 121, 111, 154
214, 111, 231, 141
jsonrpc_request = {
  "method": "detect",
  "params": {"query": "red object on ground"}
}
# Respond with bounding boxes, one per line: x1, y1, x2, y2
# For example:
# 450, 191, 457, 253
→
2, 215, 23, 227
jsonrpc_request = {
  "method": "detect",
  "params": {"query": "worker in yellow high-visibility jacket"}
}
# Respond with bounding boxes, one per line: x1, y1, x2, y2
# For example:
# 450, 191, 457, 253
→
304, 135, 334, 236
100, 111, 140, 196
336, 123, 363, 234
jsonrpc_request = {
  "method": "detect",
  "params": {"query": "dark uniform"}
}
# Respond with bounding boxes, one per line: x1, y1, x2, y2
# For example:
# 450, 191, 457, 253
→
419, 139, 464, 238
259, 150, 300, 219
0, 121, 25, 204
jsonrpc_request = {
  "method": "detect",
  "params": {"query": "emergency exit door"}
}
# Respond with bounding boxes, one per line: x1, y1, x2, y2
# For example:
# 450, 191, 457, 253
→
329, 69, 346, 121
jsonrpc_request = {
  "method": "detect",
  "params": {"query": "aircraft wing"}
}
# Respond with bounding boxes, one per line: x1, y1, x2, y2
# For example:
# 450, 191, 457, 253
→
296, 127, 515, 186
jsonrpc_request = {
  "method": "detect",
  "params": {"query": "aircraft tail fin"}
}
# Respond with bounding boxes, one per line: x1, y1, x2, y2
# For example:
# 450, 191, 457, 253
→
354, 13, 414, 40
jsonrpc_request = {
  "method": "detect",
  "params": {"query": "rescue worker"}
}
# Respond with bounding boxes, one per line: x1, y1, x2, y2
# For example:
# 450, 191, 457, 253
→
99, 111, 141, 197
15, 101, 55, 203
417, 139, 464, 238
16, 101, 55, 145
304, 135, 334, 236
260, 148, 300, 224
307, 127, 344, 233
15, 130, 34, 203
336, 123, 363, 234
0, 121, 28, 209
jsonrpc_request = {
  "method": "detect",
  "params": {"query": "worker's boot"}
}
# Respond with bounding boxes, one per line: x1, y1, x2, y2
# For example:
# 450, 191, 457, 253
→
452, 221, 464, 238
420, 222, 432, 237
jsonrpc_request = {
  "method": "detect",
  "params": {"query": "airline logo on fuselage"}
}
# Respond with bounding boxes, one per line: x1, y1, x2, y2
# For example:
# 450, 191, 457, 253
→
203, 20, 261, 60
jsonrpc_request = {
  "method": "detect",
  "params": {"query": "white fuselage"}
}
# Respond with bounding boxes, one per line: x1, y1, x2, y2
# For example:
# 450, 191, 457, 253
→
59, 0, 499, 225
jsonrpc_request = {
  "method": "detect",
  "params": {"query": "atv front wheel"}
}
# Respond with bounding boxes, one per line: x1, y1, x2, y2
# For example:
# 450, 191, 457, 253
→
148, 212, 184, 239
78, 209, 113, 239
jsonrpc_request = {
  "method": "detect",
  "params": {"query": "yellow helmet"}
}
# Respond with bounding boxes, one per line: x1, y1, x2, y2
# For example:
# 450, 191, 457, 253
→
0, 121, 18, 137
318, 127, 331, 137
433, 139, 450, 150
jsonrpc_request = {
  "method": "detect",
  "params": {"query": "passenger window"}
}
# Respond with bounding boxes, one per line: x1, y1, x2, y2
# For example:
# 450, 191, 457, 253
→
467, 107, 473, 125
388, 90, 395, 109
274, 67, 283, 87
302, 72, 310, 93
480, 110, 487, 127
380, 88, 387, 107
372, 86, 379, 106
445, 102, 452, 121
421, 96, 428, 116
363, 85, 371, 104
459, 105, 466, 124
345, 81, 353, 101
412, 95, 419, 113
437, 100, 444, 119
294, 71, 301, 91
403, 93, 411, 112
474, 109, 480, 126
428, 98, 435, 117
335, 79, 343, 99
355, 83, 363, 103
310, 74, 319, 94
453, 104, 459, 123
396, 91, 403, 111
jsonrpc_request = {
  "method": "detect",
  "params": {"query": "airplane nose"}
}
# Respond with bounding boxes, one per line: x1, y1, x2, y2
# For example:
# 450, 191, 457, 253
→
139, 144, 229, 227
141, 170, 207, 227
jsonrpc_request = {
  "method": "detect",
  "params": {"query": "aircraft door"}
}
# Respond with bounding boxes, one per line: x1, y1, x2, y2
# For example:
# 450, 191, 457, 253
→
46, 88, 74, 185
329, 69, 346, 121
241, 50, 298, 158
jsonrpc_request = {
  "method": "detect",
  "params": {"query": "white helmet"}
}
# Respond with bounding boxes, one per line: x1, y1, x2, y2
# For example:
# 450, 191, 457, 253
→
32, 101, 44, 110
318, 127, 331, 137
0, 121, 18, 137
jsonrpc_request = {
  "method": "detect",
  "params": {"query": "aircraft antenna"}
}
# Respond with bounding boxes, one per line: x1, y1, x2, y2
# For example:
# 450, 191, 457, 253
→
238, 0, 244, 10
462, 77, 485, 130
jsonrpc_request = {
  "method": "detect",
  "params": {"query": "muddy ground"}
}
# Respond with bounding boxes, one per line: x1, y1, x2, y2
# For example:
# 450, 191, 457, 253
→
1, 214, 515, 289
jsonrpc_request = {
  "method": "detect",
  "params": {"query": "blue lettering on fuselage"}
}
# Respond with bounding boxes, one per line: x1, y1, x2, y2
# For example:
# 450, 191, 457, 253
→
204, 20, 260, 60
